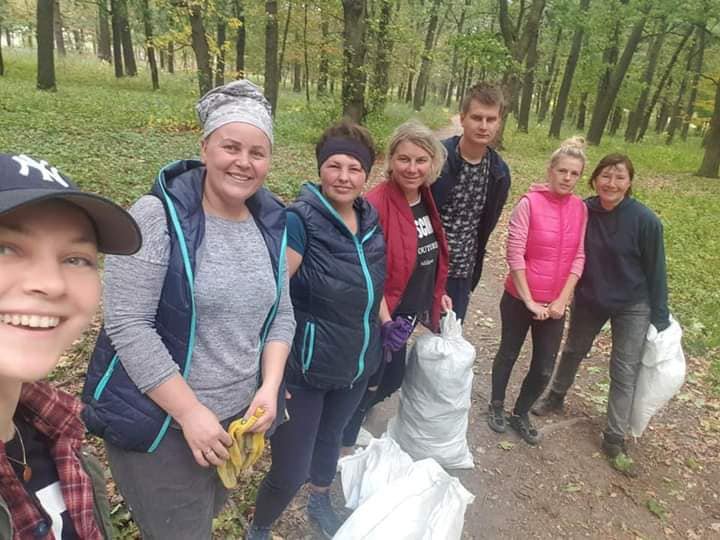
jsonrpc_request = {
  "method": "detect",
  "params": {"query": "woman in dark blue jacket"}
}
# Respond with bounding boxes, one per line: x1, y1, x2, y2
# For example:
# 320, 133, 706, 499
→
247, 121, 385, 540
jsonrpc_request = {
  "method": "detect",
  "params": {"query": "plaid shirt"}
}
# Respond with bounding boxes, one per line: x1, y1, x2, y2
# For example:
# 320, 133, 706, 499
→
0, 382, 103, 540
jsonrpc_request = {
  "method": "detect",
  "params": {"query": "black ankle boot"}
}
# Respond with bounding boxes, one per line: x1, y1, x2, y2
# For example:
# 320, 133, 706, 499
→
531, 391, 565, 416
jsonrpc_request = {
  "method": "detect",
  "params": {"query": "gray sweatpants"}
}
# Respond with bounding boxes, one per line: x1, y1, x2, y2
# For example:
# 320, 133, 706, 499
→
550, 300, 651, 440
105, 426, 229, 540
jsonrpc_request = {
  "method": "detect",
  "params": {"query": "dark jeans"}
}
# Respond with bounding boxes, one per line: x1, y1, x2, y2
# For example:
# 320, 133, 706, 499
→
341, 346, 406, 447
446, 276, 474, 323
491, 292, 566, 416
252, 373, 368, 528
549, 300, 650, 440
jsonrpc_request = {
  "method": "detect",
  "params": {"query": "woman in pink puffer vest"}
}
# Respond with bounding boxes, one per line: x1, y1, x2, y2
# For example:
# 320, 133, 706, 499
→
488, 137, 588, 445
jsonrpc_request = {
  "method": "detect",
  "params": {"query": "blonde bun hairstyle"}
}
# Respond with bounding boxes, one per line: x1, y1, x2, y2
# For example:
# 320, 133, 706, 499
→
549, 136, 587, 169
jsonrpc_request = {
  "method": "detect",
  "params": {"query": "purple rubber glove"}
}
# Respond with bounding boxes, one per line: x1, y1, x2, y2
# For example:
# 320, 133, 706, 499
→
381, 317, 414, 352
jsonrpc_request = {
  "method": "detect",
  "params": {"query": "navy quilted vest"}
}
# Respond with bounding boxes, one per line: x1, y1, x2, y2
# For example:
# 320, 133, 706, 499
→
82, 160, 288, 452
287, 184, 385, 389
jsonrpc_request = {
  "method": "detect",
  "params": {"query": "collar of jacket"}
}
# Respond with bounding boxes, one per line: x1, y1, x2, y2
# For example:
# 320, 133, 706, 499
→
442, 135, 508, 180
15, 382, 85, 444
297, 182, 379, 238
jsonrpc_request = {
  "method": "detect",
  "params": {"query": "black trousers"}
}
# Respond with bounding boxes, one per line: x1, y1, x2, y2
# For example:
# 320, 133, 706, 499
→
491, 291, 566, 415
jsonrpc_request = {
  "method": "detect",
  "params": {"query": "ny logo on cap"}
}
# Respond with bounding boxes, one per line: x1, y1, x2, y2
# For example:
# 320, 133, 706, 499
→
12, 154, 70, 188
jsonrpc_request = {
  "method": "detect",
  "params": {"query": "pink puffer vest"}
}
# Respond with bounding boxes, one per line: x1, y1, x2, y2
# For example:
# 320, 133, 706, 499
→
505, 189, 586, 303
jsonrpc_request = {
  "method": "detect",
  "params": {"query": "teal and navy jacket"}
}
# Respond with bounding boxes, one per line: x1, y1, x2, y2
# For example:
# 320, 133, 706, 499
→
288, 184, 385, 389
81, 160, 288, 453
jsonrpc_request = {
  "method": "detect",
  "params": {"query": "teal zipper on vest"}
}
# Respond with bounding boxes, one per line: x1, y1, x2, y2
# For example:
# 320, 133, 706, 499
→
148, 163, 198, 453
301, 321, 316, 372
259, 227, 287, 349
306, 184, 376, 383
92, 354, 119, 400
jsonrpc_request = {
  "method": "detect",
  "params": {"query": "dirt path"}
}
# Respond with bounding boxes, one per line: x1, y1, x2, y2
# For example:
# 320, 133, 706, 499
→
267, 118, 720, 540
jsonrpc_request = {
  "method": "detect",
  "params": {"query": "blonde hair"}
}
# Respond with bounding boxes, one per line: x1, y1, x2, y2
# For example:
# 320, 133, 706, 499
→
549, 136, 587, 169
384, 121, 447, 185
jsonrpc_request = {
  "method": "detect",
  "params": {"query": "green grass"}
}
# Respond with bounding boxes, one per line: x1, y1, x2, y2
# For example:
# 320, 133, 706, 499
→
2, 48, 718, 387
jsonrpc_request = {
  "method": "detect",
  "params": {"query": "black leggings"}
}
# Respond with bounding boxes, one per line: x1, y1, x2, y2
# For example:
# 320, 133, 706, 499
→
491, 291, 565, 415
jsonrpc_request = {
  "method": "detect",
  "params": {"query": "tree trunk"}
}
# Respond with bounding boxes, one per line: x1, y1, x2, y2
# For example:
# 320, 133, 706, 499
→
697, 81, 720, 177
292, 60, 301, 92
141, 0, 159, 90
0, 23, 4, 76
264, 1, 279, 114
576, 92, 588, 130
189, 4, 212, 95
637, 25, 693, 141
53, 0, 65, 56
369, 0, 393, 112
586, 14, 646, 145
303, 1, 310, 103
5, 29, 10, 48
517, 0, 545, 131
445, 0, 470, 107
608, 105, 622, 136
413, 0, 442, 111
215, 20, 226, 87
118, 0, 136, 76
341, 0, 367, 122
405, 69, 414, 103
549, 0, 589, 138
538, 27, 562, 123
37, 0, 56, 90
167, 41, 174, 73
234, 0, 245, 78
682, 24, 705, 141
110, 0, 124, 77
625, 22, 666, 142
655, 98, 670, 133
97, 0, 112, 62
317, 17, 329, 96
277, 1, 292, 90
666, 39, 695, 144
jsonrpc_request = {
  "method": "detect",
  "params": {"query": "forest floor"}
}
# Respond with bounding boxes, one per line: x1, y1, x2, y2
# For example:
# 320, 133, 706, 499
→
265, 119, 720, 540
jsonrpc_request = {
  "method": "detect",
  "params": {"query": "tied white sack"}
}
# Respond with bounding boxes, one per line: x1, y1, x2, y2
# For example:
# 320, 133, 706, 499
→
629, 315, 686, 438
387, 310, 476, 469
336, 439, 474, 540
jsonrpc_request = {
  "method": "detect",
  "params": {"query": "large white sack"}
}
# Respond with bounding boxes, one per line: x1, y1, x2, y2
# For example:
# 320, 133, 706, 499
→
387, 311, 476, 469
334, 457, 475, 540
338, 437, 414, 510
629, 315, 686, 437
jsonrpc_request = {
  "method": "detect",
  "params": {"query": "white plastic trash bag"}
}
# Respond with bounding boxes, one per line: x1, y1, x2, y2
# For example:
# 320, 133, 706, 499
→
629, 315, 686, 437
338, 437, 414, 510
335, 457, 474, 540
387, 310, 476, 469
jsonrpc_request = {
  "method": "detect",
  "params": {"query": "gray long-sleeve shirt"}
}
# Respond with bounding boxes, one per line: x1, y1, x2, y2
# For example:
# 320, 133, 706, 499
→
103, 195, 295, 421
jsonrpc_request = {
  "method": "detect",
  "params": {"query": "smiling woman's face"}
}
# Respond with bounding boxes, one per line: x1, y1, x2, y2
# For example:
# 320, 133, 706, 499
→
0, 201, 101, 383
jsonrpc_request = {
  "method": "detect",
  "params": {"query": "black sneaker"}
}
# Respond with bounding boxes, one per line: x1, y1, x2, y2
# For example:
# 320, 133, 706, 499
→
508, 413, 541, 445
531, 391, 565, 416
487, 402, 506, 433
307, 491, 341, 539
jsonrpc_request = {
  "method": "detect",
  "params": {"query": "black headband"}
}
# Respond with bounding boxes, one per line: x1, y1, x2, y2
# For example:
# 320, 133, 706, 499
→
316, 137, 373, 176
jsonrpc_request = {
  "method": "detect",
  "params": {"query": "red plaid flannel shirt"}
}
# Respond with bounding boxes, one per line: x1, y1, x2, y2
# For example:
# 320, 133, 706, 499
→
0, 382, 103, 539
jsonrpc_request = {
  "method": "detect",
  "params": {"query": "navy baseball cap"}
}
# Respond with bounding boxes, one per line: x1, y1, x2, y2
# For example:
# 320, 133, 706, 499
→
0, 153, 141, 255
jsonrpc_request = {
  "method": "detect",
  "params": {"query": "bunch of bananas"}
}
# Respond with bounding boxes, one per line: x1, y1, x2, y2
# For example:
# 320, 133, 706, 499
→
217, 407, 266, 489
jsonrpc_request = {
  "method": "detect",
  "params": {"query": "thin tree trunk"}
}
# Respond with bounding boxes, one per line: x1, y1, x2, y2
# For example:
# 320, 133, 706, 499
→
625, 22, 666, 142
119, 0, 136, 76
405, 69, 414, 103
264, 1, 279, 114
517, 0, 546, 131
608, 105, 622, 136
110, 0, 123, 77
655, 97, 670, 133
277, 1, 292, 88
576, 92, 588, 129
317, 17, 329, 95
303, 2, 310, 103
215, 20, 226, 87
189, 4, 212, 95
341, 0, 368, 122
696, 80, 720, 177
234, 0, 245, 78
369, 0, 393, 112
682, 24, 705, 141
666, 40, 695, 144
167, 41, 174, 73
549, 0, 589, 138
141, 0, 159, 90
446, 0, 470, 107
413, 0, 442, 111
637, 25, 693, 141
54, 0, 65, 56
538, 27, 562, 123
37, 0, 56, 90
586, 14, 646, 145
97, 0, 112, 61
0, 22, 4, 76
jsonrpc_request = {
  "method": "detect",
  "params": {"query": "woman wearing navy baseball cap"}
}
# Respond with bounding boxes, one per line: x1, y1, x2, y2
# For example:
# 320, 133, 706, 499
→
0, 152, 141, 539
